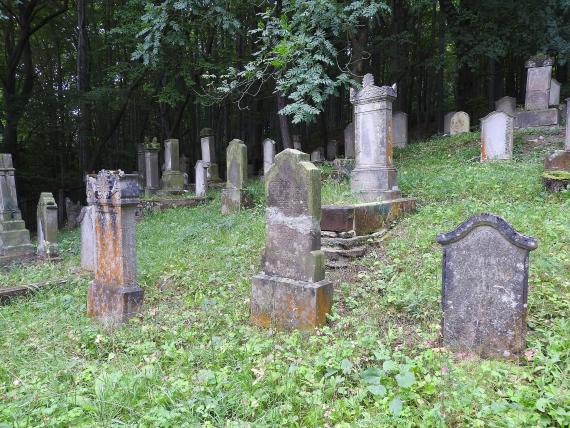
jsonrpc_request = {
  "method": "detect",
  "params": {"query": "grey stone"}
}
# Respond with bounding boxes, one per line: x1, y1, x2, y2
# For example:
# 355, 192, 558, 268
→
393, 111, 408, 148
524, 56, 553, 110
36, 192, 58, 258
292, 134, 302, 151
350, 73, 401, 202
495, 96, 516, 115
86, 170, 143, 325
344, 122, 355, 158
161, 139, 184, 191
444, 112, 456, 134
327, 139, 338, 160
251, 149, 332, 330
436, 213, 538, 358
144, 138, 160, 195
180, 154, 190, 175
221, 139, 248, 214
200, 128, 221, 182
195, 160, 208, 197
514, 108, 559, 129
263, 138, 276, 175
449, 111, 470, 135
481, 111, 514, 161
549, 78, 561, 106
79, 205, 96, 272
65, 198, 81, 229
137, 143, 145, 189
310, 148, 323, 162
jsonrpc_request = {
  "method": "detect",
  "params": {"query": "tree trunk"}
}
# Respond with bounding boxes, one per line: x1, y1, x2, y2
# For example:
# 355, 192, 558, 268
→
277, 92, 292, 149
77, 0, 90, 178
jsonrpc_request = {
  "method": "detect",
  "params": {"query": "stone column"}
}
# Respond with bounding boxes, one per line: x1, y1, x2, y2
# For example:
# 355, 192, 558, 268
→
221, 139, 248, 214
160, 139, 184, 191
195, 160, 208, 197
263, 138, 276, 175
350, 74, 401, 202
136, 143, 145, 189
36, 192, 59, 258
200, 128, 221, 182
251, 149, 332, 330
144, 138, 160, 196
87, 170, 143, 325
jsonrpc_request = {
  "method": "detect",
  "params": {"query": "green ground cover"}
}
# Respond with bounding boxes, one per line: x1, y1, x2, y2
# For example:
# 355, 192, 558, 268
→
0, 131, 568, 426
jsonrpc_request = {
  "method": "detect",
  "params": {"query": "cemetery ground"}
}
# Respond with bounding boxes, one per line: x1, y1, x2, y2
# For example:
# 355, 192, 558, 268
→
1, 131, 569, 426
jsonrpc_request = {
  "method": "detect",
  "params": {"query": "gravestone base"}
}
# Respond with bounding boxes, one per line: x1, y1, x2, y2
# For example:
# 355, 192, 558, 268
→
160, 170, 184, 192
544, 150, 570, 171
251, 273, 333, 330
0, 220, 35, 266
87, 282, 144, 325
221, 188, 251, 215
351, 167, 401, 202
515, 108, 559, 128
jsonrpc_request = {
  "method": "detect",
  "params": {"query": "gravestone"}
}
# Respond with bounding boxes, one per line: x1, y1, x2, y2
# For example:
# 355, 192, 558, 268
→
495, 96, 516, 115
36, 192, 59, 258
0, 154, 34, 264
310, 148, 323, 162
344, 122, 355, 158
525, 56, 553, 110
160, 139, 184, 191
549, 78, 561, 106
393, 111, 408, 148
263, 138, 276, 175
221, 139, 248, 214
481, 111, 514, 161
350, 74, 401, 201
200, 128, 221, 182
136, 143, 145, 190
543, 97, 570, 171
450, 111, 470, 135
292, 134, 302, 151
436, 213, 538, 358
327, 139, 338, 160
65, 198, 81, 229
144, 137, 160, 195
444, 112, 456, 134
79, 204, 96, 272
195, 160, 208, 197
86, 170, 143, 325
251, 149, 333, 330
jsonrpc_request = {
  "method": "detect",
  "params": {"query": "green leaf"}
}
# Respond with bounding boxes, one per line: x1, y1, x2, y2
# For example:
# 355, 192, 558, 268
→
368, 384, 387, 396
396, 371, 416, 388
383, 360, 396, 372
389, 397, 403, 416
361, 367, 383, 384
340, 358, 353, 374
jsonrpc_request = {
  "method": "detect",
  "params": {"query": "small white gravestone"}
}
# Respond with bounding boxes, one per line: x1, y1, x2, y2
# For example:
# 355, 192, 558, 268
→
195, 160, 208, 197
450, 111, 470, 135
263, 138, 276, 175
444, 112, 457, 134
393, 112, 408, 148
481, 111, 514, 161
311, 148, 323, 162
79, 205, 96, 271
549, 78, 561, 106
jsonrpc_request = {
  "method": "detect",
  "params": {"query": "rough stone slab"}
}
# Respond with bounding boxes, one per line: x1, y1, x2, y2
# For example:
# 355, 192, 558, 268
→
221, 188, 251, 215
87, 283, 144, 325
1, 279, 67, 304
322, 230, 386, 249
515, 108, 559, 128
251, 273, 333, 330
544, 150, 570, 171
321, 205, 354, 232
323, 246, 367, 261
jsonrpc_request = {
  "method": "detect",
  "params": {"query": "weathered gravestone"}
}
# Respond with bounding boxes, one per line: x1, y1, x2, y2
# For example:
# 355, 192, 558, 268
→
79, 204, 96, 272
180, 154, 190, 183
136, 143, 145, 190
195, 160, 208, 197
495, 96, 516, 115
0, 154, 34, 264
436, 213, 538, 358
160, 139, 184, 192
310, 148, 323, 162
200, 128, 221, 182
144, 138, 160, 195
449, 111, 470, 135
221, 139, 248, 214
350, 74, 401, 201
481, 111, 514, 161
444, 112, 456, 134
525, 56, 553, 110
549, 78, 561, 106
292, 134, 302, 151
65, 198, 81, 229
327, 139, 338, 160
36, 192, 59, 258
344, 122, 355, 158
86, 170, 143, 325
543, 97, 570, 171
393, 111, 408, 148
263, 138, 276, 175
251, 149, 333, 330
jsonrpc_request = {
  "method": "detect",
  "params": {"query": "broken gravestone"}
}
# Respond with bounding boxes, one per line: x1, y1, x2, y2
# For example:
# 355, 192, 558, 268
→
36, 192, 59, 258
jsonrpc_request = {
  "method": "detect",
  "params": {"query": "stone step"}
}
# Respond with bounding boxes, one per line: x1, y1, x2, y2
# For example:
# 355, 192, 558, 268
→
0, 219, 27, 232
323, 245, 367, 261
0, 243, 35, 259
322, 229, 386, 249
325, 259, 350, 269
0, 229, 32, 248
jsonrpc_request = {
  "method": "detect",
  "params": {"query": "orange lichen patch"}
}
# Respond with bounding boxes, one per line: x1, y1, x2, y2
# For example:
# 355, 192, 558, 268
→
481, 140, 487, 161
94, 205, 125, 287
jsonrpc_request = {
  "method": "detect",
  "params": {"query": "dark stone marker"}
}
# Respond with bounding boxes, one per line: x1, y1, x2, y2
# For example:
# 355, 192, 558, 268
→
436, 213, 538, 358
251, 149, 333, 330
86, 170, 143, 325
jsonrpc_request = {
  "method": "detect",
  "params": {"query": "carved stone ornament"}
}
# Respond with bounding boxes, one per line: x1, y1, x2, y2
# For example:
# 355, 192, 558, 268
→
350, 73, 397, 105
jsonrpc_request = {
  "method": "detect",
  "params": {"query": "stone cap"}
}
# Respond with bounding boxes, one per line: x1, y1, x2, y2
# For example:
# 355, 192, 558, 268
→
525, 55, 554, 68
38, 192, 57, 208
0, 153, 14, 169
263, 138, 276, 145
86, 170, 140, 206
436, 213, 538, 250
144, 137, 160, 151
350, 74, 397, 105
200, 128, 214, 137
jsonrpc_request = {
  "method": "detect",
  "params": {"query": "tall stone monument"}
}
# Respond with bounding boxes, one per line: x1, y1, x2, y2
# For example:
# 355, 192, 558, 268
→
195, 160, 208, 197
160, 139, 184, 192
251, 149, 333, 330
393, 111, 408, 148
263, 138, 276, 175
0, 154, 34, 264
36, 192, 59, 258
436, 213, 538, 358
86, 170, 143, 325
221, 139, 248, 214
144, 138, 160, 196
200, 128, 221, 182
481, 111, 514, 161
449, 111, 470, 135
344, 122, 355, 158
350, 74, 401, 202
495, 96, 516, 115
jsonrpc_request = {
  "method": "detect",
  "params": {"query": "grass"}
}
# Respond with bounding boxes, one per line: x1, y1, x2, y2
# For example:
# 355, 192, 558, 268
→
1, 131, 569, 426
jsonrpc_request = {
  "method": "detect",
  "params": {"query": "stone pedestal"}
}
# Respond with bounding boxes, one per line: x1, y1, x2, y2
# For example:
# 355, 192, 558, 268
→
144, 138, 160, 196
160, 139, 184, 192
350, 74, 401, 202
0, 154, 34, 264
221, 139, 248, 214
200, 128, 221, 182
36, 192, 59, 258
86, 170, 143, 325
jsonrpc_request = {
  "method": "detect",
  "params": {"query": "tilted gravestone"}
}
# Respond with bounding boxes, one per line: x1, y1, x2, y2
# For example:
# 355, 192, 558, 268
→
525, 56, 553, 110
436, 213, 538, 358
144, 138, 160, 195
449, 111, 470, 135
495, 96, 516, 115
480, 111, 514, 161
549, 78, 561, 107
221, 139, 248, 214
393, 111, 408, 148
327, 139, 338, 160
0, 154, 34, 264
263, 138, 276, 175
251, 149, 333, 330
160, 139, 184, 191
86, 170, 143, 325
36, 192, 59, 258
350, 74, 401, 202
344, 122, 355, 158
200, 128, 221, 182
195, 160, 208, 197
